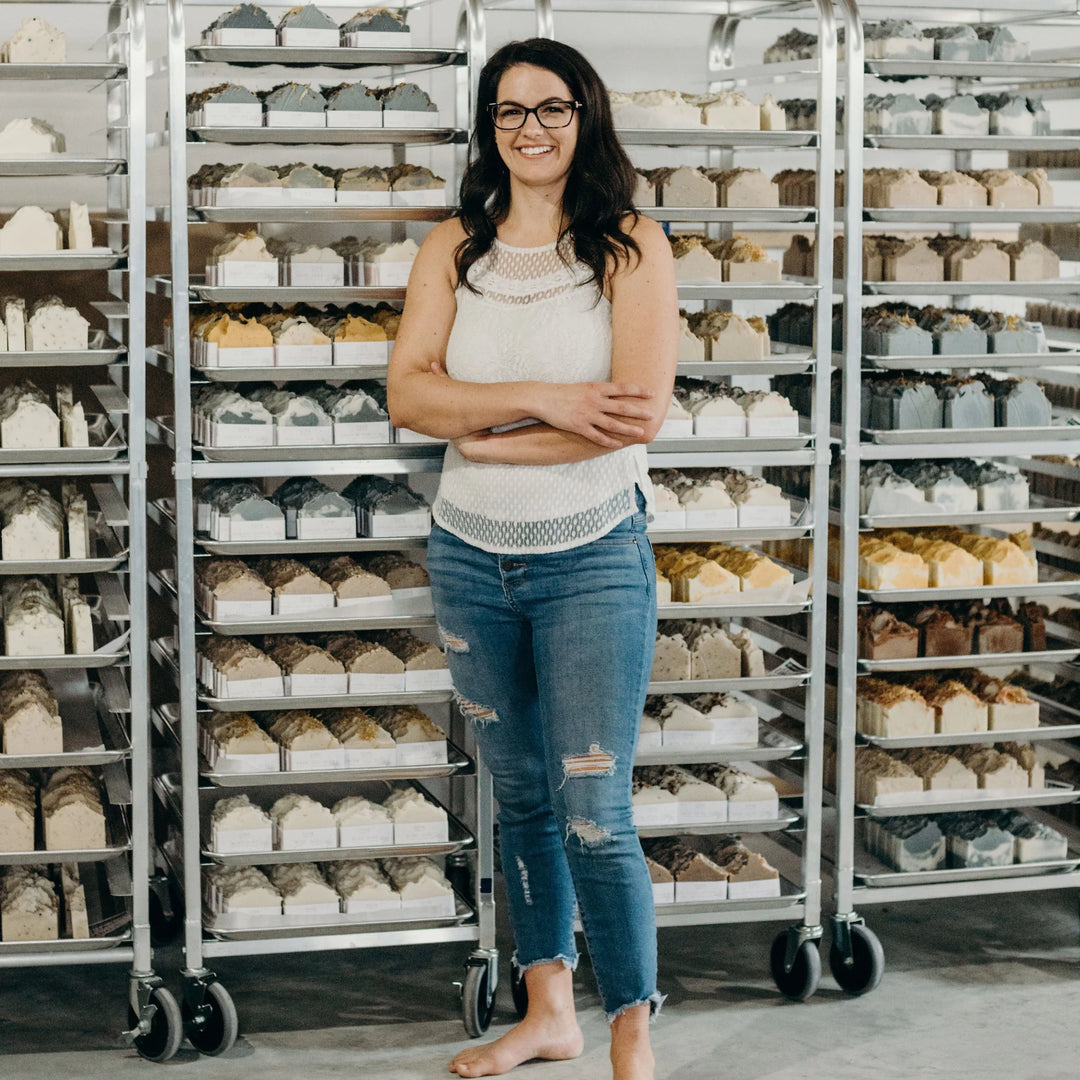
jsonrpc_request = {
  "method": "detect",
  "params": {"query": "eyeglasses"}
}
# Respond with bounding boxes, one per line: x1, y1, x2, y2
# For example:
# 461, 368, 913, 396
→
488, 100, 582, 130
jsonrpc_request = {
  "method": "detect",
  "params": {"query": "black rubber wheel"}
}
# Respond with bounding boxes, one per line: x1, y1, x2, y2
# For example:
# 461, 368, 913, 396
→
462, 964, 496, 1038
830, 923, 885, 996
509, 962, 528, 1019
130, 987, 183, 1062
769, 933, 821, 1002
183, 980, 239, 1056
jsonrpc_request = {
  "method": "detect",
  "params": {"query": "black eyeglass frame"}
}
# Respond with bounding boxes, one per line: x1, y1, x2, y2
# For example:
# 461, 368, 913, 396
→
487, 100, 583, 130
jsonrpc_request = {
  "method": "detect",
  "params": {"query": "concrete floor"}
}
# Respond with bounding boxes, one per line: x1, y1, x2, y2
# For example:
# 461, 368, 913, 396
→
2, 889, 1078, 1079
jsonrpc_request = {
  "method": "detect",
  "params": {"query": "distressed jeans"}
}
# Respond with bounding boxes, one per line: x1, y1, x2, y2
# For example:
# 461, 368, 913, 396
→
427, 494, 662, 1022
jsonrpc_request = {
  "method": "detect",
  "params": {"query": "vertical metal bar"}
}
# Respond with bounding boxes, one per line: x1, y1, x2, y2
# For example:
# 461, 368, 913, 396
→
164, 0, 205, 975
535, 0, 555, 39
124, 0, 152, 978
476, 757, 496, 950
801, 0, 838, 933
833, 0, 864, 921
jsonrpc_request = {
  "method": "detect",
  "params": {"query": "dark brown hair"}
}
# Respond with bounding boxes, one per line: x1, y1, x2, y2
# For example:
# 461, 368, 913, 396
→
455, 38, 640, 294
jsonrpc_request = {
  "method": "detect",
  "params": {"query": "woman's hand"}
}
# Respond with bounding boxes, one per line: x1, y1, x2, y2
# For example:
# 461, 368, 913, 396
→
531, 381, 655, 448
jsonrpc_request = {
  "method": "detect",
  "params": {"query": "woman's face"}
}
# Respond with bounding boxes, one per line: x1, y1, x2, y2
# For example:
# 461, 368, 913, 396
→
492, 63, 579, 190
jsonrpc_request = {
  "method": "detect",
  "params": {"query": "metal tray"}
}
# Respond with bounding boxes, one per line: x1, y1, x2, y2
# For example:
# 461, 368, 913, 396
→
858, 642, 1080, 674
198, 534, 428, 556
1030, 534, 1080, 565
854, 848, 1080, 887
864, 425, 1075, 445
203, 749, 473, 788
654, 883, 805, 918
0, 837, 130, 866
866, 135, 1080, 151
859, 714, 1080, 750
0, 331, 125, 367
617, 129, 815, 147
0, 630, 130, 670
858, 781, 1077, 818
676, 357, 814, 378
858, 570, 1080, 603
676, 283, 818, 302
865, 59, 1080, 81
861, 208, 1080, 226
187, 44, 464, 66
634, 721, 802, 766
0, 415, 126, 464
192, 205, 452, 224
186, 278, 406, 304
197, 442, 443, 463
0, 63, 124, 80
648, 655, 809, 696
201, 610, 434, 635
0, 158, 125, 177
864, 280, 1080, 298
188, 126, 464, 146
863, 351, 1064, 370
642, 207, 815, 224
203, 895, 474, 942
658, 598, 812, 620
0, 518, 127, 575
650, 434, 811, 454
860, 497, 1080, 529
648, 523, 811, 545
0, 252, 123, 272
0, 932, 132, 955
198, 363, 388, 382
201, 689, 453, 713
635, 806, 801, 838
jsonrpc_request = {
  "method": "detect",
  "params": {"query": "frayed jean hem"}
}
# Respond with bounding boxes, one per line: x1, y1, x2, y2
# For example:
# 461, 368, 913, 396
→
512, 952, 579, 975
605, 991, 666, 1025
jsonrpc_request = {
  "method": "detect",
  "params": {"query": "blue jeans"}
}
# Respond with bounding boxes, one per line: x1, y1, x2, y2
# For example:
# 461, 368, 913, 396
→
427, 494, 662, 1022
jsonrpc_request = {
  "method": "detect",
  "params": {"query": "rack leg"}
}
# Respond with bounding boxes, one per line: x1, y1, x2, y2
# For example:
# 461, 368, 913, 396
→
828, 913, 884, 996
123, 972, 182, 1062
181, 968, 239, 1057
769, 923, 822, 1002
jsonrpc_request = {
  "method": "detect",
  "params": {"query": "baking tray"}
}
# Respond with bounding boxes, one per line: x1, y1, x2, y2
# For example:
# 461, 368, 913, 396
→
201, 609, 435, 635
617, 129, 815, 147
658, 598, 812, 620
858, 568, 1080, 603
197, 442, 443, 463
865, 59, 1080, 81
634, 721, 803, 766
198, 534, 428, 556
0, 516, 127, 575
187, 279, 407, 304
650, 434, 811, 454
642, 207, 815, 224
0, 932, 132, 955
635, 805, 801, 839
676, 357, 814, 378
676, 283, 819, 302
861, 208, 1080, 226
866, 134, 1080, 151
860, 496, 1080, 529
203, 894, 474, 942
192, 205, 452, 224
0, 158, 125, 177
648, 655, 809, 696
188, 126, 465, 146
857, 641, 1080, 674
0, 415, 125, 464
864, 280, 1080, 297
0, 624, 130, 670
0, 252, 123, 272
0, 63, 124, 80
863, 351, 1063, 370
649, 523, 811, 545
858, 781, 1077, 818
187, 45, 465, 67
200, 688, 453, 712
863, 425, 1077, 446
198, 363, 389, 382
858, 714, 1080, 750
0, 331, 125, 367
654, 881, 805, 917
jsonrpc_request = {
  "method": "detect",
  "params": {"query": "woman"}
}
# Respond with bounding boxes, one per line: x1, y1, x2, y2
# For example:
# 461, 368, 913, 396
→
387, 37, 678, 1080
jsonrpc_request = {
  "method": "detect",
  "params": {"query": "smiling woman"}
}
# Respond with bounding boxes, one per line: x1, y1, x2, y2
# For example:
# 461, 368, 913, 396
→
385, 37, 678, 1080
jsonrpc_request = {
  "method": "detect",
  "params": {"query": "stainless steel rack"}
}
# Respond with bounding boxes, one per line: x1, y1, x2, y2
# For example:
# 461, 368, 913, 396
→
0, 0, 164, 1060
829, 0, 1080, 998
498, 0, 836, 1006
145, 0, 498, 1051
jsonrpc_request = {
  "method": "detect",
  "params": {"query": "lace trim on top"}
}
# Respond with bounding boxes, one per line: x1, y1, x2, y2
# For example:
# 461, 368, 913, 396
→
465, 237, 595, 306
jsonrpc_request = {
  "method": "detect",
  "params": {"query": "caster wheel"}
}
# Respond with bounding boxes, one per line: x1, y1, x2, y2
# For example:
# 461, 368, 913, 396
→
509, 963, 528, 1019
830, 923, 884, 996
769, 933, 821, 1002
130, 987, 183, 1062
462, 964, 496, 1038
183, 980, 239, 1056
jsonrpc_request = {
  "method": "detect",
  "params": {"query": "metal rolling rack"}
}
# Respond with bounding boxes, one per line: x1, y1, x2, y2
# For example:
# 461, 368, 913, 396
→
0, 0, 168, 1060
144, 0, 503, 1049
482, 0, 836, 1005
830, 0, 1080, 996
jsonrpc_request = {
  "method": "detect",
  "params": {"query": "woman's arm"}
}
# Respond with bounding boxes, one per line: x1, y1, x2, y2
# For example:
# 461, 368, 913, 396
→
453, 214, 679, 465
386, 219, 655, 444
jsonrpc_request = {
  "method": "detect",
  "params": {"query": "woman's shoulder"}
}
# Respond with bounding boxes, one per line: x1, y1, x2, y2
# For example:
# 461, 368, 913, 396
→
420, 216, 469, 256
617, 211, 668, 250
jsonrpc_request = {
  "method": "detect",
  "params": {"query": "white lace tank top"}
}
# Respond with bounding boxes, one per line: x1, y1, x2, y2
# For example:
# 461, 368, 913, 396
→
432, 236, 652, 554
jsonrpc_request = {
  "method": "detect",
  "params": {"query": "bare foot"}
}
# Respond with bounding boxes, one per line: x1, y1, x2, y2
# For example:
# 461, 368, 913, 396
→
449, 1016, 584, 1077
610, 1005, 654, 1080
